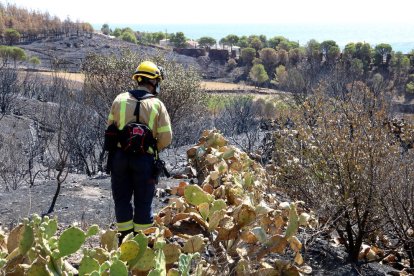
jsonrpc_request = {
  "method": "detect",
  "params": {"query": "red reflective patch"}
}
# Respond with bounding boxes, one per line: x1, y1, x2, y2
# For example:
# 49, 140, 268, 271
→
133, 126, 144, 135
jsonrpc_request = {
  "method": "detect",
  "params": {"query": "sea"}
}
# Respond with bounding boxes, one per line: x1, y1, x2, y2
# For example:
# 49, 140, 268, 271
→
93, 23, 414, 53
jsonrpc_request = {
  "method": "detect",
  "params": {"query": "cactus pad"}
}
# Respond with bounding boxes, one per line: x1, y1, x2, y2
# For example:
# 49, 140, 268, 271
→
86, 225, 100, 237
119, 240, 139, 262
132, 247, 155, 271
58, 226, 86, 257
163, 243, 181, 264
100, 230, 118, 252
184, 185, 213, 206
79, 255, 100, 275
182, 235, 204, 253
109, 260, 128, 276
19, 224, 34, 255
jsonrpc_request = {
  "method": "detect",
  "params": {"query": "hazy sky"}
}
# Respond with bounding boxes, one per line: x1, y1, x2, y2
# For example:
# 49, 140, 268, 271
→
5, 0, 414, 25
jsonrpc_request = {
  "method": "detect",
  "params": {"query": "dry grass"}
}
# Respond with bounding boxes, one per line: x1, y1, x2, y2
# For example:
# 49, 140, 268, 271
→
34, 71, 289, 99
38, 71, 85, 83
201, 81, 254, 91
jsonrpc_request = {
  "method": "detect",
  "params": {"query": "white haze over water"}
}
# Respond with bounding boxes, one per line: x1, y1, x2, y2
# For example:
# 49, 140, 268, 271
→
96, 22, 414, 53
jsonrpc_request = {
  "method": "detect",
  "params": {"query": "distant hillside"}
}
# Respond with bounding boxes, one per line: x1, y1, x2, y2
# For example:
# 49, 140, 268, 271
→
17, 33, 202, 73
0, 2, 93, 44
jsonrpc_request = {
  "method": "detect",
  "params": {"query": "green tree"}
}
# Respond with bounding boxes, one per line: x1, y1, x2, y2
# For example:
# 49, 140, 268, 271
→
250, 37, 263, 51
391, 51, 411, 87
274, 64, 287, 84
198, 36, 216, 48
259, 48, 277, 76
306, 39, 321, 63
237, 36, 249, 48
278, 40, 298, 51
219, 37, 228, 49
4, 28, 20, 45
268, 36, 288, 49
153, 32, 165, 43
277, 49, 289, 66
112, 28, 122, 37
121, 31, 137, 43
11, 47, 26, 62
0, 46, 26, 66
343, 43, 356, 60
320, 40, 340, 64
28, 56, 41, 67
170, 32, 187, 48
259, 35, 267, 46
101, 24, 110, 35
289, 47, 305, 66
374, 43, 392, 66
249, 63, 269, 88
225, 34, 239, 51
355, 42, 372, 72
240, 47, 256, 66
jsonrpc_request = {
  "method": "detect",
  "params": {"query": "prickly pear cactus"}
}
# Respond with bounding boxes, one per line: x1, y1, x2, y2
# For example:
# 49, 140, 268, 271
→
19, 222, 34, 255
148, 244, 167, 276
128, 232, 149, 269
26, 256, 50, 276
132, 247, 155, 272
86, 224, 100, 237
39, 216, 58, 239
119, 240, 139, 262
163, 244, 181, 264
100, 229, 118, 252
58, 226, 86, 257
184, 185, 213, 206
110, 259, 128, 276
79, 255, 100, 275
178, 252, 200, 276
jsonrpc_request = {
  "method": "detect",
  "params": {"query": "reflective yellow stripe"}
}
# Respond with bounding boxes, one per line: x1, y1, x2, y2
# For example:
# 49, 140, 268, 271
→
134, 223, 152, 232
148, 101, 160, 130
117, 220, 133, 231
118, 93, 128, 129
157, 125, 171, 133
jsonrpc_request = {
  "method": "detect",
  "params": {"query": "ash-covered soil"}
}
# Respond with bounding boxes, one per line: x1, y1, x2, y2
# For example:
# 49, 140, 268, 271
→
19, 33, 201, 73
0, 147, 187, 232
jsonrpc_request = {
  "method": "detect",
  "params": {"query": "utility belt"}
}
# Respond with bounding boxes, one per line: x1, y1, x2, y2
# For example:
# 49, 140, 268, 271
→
104, 123, 169, 180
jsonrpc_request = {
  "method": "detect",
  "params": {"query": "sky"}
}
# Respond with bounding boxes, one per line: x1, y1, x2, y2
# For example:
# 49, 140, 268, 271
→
4, 0, 414, 25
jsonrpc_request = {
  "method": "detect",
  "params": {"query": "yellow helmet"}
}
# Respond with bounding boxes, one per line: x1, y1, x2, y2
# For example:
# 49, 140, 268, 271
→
132, 61, 163, 81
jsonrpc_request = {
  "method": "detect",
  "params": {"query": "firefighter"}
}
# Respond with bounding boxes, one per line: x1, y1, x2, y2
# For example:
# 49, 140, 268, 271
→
106, 61, 172, 243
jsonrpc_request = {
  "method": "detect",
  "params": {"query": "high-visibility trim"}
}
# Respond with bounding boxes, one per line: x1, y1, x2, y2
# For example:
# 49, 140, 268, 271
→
117, 220, 134, 231
119, 94, 128, 129
108, 113, 114, 120
134, 223, 152, 232
148, 101, 160, 130
157, 125, 171, 133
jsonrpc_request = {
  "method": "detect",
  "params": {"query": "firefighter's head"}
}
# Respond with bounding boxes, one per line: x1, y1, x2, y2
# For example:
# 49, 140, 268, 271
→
132, 61, 165, 94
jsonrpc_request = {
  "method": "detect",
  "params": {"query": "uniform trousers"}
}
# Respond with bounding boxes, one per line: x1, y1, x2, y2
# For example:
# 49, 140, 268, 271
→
110, 149, 155, 232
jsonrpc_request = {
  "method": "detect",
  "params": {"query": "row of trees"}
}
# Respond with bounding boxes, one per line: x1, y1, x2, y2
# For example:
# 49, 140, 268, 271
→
241, 39, 414, 96
101, 24, 189, 48
0, 3, 94, 45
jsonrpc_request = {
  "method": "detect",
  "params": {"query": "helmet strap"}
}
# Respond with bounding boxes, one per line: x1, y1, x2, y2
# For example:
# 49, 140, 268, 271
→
155, 82, 161, 94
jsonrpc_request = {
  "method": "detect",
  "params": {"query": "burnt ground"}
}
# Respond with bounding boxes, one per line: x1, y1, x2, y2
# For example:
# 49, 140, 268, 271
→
0, 147, 187, 231
18, 33, 201, 73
